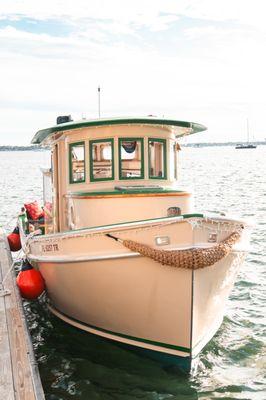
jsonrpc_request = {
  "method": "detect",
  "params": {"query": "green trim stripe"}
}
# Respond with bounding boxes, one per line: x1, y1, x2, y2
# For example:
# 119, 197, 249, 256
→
70, 188, 185, 196
31, 117, 207, 144
54, 306, 191, 354
87, 212, 203, 230
183, 213, 204, 219
41, 213, 204, 236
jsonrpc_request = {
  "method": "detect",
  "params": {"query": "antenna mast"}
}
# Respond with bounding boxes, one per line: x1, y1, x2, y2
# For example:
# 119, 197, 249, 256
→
98, 86, 101, 118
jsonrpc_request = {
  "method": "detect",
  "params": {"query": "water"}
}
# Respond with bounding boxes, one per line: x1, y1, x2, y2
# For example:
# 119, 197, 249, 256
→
0, 147, 265, 399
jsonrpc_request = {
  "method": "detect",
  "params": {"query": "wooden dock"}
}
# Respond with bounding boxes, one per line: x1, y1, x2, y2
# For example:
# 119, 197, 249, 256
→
0, 228, 45, 400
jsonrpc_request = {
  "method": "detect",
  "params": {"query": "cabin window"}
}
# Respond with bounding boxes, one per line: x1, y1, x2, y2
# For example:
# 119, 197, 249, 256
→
148, 138, 167, 179
119, 138, 144, 179
90, 139, 114, 181
69, 142, 85, 183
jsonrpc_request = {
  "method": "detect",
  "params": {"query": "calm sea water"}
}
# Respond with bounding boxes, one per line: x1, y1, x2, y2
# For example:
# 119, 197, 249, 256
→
0, 147, 265, 400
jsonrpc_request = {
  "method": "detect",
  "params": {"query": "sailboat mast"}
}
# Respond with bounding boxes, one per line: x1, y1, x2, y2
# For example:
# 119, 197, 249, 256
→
247, 118, 249, 143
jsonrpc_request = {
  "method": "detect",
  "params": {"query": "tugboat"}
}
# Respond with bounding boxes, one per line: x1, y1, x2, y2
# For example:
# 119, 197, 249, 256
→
19, 116, 250, 372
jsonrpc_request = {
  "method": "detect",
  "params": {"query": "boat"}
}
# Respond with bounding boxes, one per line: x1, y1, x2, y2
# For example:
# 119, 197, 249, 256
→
18, 116, 250, 372
235, 143, 257, 149
235, 119, 257, 149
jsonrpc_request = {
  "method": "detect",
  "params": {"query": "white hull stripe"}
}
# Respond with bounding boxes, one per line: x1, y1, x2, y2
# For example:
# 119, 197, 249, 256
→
28, 251, 140, 263
28, 248, 246, 264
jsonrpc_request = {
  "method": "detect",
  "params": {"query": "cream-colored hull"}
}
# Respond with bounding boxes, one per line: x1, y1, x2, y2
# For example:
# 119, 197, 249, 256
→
25, 216, 249, 367
44, 256, 193, 357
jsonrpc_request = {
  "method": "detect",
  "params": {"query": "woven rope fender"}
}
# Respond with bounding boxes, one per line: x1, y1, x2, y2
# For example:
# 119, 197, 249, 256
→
122, 231, 241, 269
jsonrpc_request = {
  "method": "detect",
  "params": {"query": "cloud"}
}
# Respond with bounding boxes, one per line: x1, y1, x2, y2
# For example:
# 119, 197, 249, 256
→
0, 25, 69, 43
0, 0, 265, 144
0, 1, 179, 33
1, 0, 265, 31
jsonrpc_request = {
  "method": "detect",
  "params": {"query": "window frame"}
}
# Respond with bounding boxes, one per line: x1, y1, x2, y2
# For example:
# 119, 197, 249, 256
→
148, 138, 167, 180
89, 138, 114, 182
118, 137, 144, 180
69, 141, 86, 184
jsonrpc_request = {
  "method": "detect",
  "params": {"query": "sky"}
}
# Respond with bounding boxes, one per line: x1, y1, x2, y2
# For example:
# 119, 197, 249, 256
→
0, 0, 265, 145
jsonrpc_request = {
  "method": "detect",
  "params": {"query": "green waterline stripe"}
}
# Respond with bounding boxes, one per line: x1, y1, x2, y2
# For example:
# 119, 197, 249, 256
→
53, 306, 191, 354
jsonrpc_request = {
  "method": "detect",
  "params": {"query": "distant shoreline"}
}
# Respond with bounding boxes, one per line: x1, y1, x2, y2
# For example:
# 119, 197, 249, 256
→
183, 141, 266, 148
0, 145, 48, 151
0, 142, 265, 151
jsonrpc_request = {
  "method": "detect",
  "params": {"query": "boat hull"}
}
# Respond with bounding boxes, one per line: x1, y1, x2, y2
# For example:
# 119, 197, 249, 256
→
25, 216, 249, 371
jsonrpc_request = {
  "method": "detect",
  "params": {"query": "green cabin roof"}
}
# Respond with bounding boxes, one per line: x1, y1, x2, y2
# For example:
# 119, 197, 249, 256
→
31, 116, 207, 145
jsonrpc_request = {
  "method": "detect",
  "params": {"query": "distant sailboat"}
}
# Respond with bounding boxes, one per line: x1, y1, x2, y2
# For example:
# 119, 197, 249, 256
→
235, 119, 257, 149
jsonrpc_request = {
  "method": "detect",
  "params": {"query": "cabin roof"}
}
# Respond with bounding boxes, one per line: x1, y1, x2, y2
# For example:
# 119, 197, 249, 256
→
31, 116, 207, 144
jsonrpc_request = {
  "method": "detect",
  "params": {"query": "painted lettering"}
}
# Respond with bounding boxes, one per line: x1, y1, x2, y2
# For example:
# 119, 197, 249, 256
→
41, 243, 59, 252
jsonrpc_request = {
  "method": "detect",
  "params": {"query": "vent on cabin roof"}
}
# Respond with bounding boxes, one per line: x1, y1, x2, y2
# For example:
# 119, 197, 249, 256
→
56, 115, 73, 125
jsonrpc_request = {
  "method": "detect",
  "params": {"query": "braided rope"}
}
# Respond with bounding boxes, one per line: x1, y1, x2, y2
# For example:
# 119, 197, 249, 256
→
122, 231, 241, 269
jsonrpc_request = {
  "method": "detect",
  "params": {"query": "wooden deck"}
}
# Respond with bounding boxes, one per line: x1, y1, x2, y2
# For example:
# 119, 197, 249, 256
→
0, 228, 45, 400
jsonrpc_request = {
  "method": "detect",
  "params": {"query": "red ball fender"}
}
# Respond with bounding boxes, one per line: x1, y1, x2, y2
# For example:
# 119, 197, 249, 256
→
7, 228, 22, 252
17, 262, 45, 300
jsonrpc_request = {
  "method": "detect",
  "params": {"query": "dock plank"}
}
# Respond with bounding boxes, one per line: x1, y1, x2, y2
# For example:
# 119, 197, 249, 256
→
0, 229, 45, 400
0, 261, 15, 400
